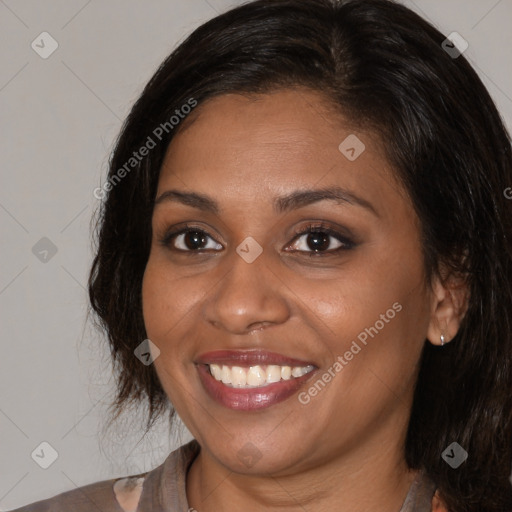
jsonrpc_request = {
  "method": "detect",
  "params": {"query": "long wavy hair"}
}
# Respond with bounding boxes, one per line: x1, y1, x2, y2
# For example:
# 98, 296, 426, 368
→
88, 1, 512, 509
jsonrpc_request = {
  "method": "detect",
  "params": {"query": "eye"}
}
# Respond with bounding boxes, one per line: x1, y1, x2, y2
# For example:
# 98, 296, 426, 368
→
287, 223, 355, 255
160, 225, 223, 252
159, 222, 355, 256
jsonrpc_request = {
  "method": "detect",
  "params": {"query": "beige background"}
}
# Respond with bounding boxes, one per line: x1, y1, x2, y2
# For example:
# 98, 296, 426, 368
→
1, 0, 511, 509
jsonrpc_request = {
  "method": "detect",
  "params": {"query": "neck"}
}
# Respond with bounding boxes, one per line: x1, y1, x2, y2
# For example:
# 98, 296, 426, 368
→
186, 431, 418, 512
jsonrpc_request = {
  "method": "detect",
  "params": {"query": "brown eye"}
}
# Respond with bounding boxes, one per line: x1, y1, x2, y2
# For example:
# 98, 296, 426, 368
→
288, 224, 354, 255
181, 230, 208, 250
161, 228, 223, 252
305, 232, 333, 252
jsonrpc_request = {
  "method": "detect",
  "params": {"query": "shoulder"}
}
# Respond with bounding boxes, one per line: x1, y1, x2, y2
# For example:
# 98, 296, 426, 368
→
8, 474, 147, 512
8, 440, 200, 512
7, 473, 142, 512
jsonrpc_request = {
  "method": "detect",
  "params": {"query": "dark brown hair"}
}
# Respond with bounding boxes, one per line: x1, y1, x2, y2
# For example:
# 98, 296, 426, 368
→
88, 1, 512, 510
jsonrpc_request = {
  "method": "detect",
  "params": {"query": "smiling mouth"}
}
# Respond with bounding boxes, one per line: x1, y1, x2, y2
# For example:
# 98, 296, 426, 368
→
207, 363, 315, 388
195, 349, 318, 410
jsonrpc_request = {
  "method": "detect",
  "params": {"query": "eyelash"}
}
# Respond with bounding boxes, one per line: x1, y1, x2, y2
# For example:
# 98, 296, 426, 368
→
159, 222, 355, 257
290, 223, 355, 256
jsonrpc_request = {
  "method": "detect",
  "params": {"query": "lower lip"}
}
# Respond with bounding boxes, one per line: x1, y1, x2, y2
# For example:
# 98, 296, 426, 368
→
197, 364, 316, 411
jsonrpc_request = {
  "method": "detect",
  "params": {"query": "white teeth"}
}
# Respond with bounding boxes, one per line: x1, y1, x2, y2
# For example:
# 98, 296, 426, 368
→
210, 364, 222, 380
221, 365, 232, 384
231, 366, 247, 387
208, 363, 314, 388
291, 367, 303, 378
292, 366, 310, 377
247, 365, 265, 386
281, 366, 292, 380
266, 365, 282, 383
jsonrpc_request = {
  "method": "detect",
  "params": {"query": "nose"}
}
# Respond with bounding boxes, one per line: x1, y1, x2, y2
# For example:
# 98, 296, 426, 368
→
204, 248, 290, 335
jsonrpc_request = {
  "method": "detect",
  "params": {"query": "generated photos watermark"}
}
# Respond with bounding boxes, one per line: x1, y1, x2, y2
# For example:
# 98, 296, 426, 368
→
134, 339, 161, 365
441, 31, 469, 59
93, 97, 198, 200
441, 442, 468, 469
298, 301, 403, 405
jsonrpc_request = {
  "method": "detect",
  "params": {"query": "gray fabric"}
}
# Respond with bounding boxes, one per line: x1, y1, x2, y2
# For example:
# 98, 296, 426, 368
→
136, 440, 199, 512
8, 477, 127, 512
10, 440, 436, 511
398, 469, 437, 512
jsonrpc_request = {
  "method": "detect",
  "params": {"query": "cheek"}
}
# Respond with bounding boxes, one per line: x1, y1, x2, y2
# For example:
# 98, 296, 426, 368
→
142, 258, 193, 345
141, 259, 196, 402
299, 258, 429, 367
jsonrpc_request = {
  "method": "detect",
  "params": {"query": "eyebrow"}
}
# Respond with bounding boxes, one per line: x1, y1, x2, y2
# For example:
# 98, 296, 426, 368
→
154, 186, 379, 217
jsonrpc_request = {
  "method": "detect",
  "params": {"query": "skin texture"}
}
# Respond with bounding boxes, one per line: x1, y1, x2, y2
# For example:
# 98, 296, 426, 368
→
142, 88, 466, 512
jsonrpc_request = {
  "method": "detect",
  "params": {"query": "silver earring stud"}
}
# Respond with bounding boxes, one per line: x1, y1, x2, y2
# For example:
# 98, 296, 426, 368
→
440, 334, 445, 346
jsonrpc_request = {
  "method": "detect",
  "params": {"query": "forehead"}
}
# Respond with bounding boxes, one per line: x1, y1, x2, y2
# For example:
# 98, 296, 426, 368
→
157, 89, 400, 211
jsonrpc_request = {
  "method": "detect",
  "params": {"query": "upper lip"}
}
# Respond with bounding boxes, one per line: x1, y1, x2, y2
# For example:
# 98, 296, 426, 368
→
195, 349, 317, 367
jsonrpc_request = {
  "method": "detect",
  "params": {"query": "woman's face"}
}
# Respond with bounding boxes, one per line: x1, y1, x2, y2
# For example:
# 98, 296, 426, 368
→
142, 88, 435, 475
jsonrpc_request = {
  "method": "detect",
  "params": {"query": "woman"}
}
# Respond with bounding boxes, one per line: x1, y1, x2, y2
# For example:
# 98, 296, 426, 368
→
13, 0, 512, 511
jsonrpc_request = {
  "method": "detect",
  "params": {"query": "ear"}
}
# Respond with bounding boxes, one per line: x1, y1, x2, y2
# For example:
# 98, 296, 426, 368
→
426, 268, 469, 346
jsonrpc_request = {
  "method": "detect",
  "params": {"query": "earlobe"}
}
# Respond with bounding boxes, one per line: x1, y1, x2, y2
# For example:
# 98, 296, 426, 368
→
426, 271, 469, 346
